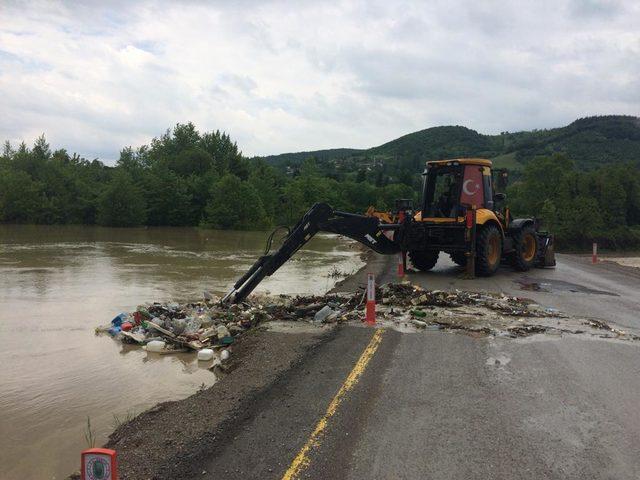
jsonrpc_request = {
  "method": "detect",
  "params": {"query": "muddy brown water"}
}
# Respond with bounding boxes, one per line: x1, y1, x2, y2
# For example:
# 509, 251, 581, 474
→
0, 225, 363, 480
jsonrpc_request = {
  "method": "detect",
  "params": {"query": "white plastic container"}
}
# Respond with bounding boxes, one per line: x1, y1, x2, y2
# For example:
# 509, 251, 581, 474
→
197, 348, 214, 361
146, 340, 166, 352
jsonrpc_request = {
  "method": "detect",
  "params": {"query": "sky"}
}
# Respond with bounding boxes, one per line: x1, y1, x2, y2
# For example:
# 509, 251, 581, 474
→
1, 0, 639, 163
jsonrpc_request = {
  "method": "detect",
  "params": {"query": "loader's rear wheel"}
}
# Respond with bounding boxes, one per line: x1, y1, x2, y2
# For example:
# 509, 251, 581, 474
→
449, 251, 467, 267
510, 225, 538, 271
409, 250, 439, 271
476, 225, 502, 276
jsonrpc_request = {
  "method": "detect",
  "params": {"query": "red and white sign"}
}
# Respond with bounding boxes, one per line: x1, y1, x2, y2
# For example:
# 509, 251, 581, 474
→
460, 166, 484, 207
365, 273, 376, 325
82, 448, 118, 480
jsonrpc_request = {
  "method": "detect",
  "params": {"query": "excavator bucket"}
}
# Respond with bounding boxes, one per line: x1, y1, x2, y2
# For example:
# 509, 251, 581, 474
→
536, 233, 556, 267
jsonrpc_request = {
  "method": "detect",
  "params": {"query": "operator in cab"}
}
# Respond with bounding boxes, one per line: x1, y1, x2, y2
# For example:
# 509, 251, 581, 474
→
436, 176, 458, 217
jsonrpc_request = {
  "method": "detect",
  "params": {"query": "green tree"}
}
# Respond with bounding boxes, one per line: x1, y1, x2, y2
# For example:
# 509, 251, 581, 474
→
249, 160, 281, 222
282, 161, 340, 222
143, 165, 193, 226
168, 148, 214, 177
0, 169, 42, 222
201, 174, 270, 229
97, 170, 147, 227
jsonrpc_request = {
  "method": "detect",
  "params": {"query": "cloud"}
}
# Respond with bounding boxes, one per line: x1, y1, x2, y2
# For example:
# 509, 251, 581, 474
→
0, 0, 639, 163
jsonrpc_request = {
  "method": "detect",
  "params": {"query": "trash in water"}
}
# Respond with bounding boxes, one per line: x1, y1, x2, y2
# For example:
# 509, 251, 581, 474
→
98, 282, 637, 368
145, 340, 166, 353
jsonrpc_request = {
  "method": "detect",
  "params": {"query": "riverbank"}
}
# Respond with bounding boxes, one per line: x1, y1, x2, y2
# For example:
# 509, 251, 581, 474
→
102, 326, 334, 479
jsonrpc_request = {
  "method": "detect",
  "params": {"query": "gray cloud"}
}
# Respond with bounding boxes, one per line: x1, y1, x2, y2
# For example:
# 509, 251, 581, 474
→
0, 0, 639, 163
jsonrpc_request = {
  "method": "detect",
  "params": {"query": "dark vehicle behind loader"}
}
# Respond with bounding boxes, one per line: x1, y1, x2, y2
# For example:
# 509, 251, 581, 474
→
222, 158, 556, 304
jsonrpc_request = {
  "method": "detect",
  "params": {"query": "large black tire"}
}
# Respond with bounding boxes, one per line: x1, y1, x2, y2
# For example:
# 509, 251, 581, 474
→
510, 225, 539, 271
475, 225, 502, 276
449, 251, 467, 266
409, 250, 439, 271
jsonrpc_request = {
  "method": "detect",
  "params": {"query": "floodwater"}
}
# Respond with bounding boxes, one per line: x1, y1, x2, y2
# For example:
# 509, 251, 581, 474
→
0, 225, 363, 480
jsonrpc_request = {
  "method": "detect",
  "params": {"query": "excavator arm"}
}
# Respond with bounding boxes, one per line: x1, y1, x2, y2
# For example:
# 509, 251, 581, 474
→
221, 203, 400, 304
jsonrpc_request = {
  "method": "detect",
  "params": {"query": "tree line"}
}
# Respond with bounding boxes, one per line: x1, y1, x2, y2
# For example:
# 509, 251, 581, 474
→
1, 124, 639, 250
0, 123, 415, 230
507, 154, 640, 249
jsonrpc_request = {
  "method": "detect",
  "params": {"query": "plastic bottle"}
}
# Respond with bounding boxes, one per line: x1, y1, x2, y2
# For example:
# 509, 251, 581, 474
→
197, 349, 214, 361
314, 305, 334, 322
146, 340, 166, 352
111, 313, 127, 327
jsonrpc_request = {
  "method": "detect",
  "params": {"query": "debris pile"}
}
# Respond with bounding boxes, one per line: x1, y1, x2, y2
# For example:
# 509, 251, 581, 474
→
376, 283, 556, 317
251, 284, 563, 335
99, 283, 639, 358
97, 293, 272, 357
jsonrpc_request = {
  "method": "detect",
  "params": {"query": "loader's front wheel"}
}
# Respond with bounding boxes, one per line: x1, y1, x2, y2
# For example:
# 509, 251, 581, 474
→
510, 225, 538, 271
476, 225, 502, 276
409, 250, 439, 272
449, 251, 467, 267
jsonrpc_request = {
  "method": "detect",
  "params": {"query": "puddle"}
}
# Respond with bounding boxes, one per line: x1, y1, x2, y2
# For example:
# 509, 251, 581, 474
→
515, 277, 618, 296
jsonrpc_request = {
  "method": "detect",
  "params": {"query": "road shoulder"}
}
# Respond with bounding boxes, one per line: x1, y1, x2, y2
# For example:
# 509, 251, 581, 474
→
105, 327, 334, 479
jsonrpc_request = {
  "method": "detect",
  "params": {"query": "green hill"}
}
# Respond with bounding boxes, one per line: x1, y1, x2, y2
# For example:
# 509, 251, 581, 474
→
370, 125, 501, 160
500, 115, 640, 168
260, 148, 363, 167
261, 115, 640, 173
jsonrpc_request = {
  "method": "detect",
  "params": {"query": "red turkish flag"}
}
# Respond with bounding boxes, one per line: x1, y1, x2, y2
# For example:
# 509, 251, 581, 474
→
460, 166, 484, 207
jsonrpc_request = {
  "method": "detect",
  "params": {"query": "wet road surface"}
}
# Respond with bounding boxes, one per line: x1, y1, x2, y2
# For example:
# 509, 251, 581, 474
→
420, 253, 640, 331
197, 254, 640, 479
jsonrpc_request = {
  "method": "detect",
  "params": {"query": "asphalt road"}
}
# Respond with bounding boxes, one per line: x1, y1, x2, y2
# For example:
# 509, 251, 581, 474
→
198, 254, 640, 480
419, 253, 640, 330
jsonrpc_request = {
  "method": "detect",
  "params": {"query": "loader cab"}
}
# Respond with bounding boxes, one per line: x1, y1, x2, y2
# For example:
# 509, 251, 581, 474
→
421, 159, 494, 220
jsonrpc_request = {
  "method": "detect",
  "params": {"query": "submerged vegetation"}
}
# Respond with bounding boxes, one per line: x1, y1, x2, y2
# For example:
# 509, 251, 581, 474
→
1, 116, 639, 249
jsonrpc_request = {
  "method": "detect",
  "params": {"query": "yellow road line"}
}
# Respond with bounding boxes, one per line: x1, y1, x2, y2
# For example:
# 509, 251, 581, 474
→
281, 328, 385, 480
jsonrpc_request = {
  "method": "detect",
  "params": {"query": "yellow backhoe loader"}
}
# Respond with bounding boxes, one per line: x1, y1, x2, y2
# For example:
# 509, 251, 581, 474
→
223, 158, 555, 304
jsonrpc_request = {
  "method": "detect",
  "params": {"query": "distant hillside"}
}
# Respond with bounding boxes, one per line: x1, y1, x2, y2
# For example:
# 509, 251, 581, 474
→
500, 115, 640, 167
260, 115, 640, 173
261, 148, 363, 167
370, 125, 501, 160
